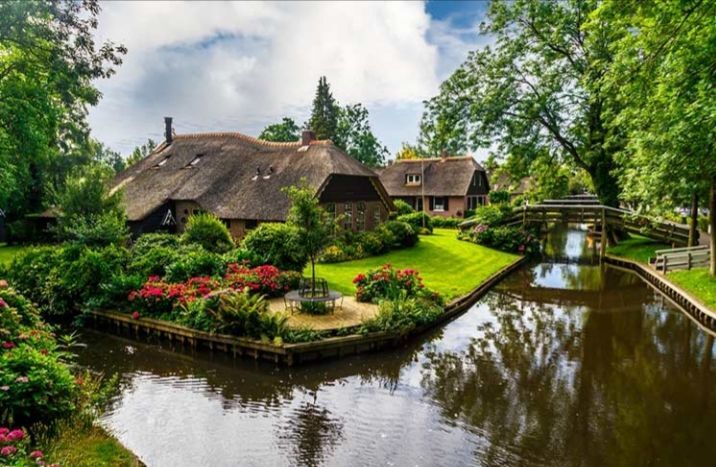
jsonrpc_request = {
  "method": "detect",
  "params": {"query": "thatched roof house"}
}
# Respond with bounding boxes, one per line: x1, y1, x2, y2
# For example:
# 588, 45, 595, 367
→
112, 118, 393, 238
377, 156, 489, 217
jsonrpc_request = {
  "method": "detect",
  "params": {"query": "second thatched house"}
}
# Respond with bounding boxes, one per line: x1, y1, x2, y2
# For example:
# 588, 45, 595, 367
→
377, 156, 489, 218
111, 118, 394, 239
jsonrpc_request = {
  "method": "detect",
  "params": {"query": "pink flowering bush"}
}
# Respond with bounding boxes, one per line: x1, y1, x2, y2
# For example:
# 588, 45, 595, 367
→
0, 427, 55, 466
0, 283, 77, 428
127, 276, 219, 317
224, 264, 300, 297
353, 264, 441, 304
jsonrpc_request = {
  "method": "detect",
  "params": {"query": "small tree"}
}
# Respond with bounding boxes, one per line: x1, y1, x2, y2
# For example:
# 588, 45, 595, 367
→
259, 117, 300, 142
283, 182, 332, 295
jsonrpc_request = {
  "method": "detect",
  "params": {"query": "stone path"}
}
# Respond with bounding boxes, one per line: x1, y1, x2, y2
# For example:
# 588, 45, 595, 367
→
267, 296, 379, 331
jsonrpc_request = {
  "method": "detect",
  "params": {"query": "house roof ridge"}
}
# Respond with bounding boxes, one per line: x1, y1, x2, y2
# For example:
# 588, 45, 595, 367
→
173, 132, 333, 148
392, 155, 475, 163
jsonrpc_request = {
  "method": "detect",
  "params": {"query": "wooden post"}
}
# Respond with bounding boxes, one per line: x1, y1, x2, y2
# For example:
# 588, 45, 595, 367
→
688, 252, 692, 270
600, 208, 607, 258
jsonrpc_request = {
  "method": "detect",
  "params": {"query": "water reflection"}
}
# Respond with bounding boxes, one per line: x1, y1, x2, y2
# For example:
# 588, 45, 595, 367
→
77, 226, 716, 466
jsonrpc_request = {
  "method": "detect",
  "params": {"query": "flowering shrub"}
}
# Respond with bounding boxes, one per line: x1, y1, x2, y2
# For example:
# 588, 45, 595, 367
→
353, 264, 441, 304
0, 427, 54, 466
128, 276, 219, 317
0, 283, 77, 428
465, 224, 541, 255
359, 296, 443, 334
224, 264, 300, 297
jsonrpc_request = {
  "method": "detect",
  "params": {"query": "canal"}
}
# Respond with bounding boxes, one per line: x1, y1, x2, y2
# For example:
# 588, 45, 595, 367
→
76, 227, 716, 466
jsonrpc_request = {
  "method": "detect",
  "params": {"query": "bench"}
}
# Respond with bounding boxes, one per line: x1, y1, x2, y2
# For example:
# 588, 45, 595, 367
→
284, 290, 343, 313
653, 245, 710, 273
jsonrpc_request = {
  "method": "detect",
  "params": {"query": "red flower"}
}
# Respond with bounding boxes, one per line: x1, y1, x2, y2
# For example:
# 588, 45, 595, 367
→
2, 342, 14, 350
132, 311, 140, 320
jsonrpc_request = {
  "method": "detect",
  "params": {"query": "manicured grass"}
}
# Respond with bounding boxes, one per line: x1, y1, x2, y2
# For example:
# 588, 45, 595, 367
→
0, 243, 27, 266
607, 235, 670, 264
668, 267, 716, 311
44, 426, 141, 467
310, 228, 519, 300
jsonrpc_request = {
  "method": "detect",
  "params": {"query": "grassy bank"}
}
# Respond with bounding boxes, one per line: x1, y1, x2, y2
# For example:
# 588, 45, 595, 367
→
43, 425, 141, 467
668, 268, 716, 311
606, 235, 670, 264
0, 243, 28, 266
311, 228, 519, 300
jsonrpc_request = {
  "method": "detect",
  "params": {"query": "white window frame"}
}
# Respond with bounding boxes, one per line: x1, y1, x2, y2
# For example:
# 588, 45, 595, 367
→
433, 197, 445, 212
405, 174, 422, 185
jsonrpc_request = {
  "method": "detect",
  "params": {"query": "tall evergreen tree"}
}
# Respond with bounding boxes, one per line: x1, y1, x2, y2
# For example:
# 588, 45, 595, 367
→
308, 76, 339, 141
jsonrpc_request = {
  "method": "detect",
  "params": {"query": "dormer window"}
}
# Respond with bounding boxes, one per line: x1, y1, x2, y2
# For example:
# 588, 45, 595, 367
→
153, 157, 170, 168
262, 166, 274, 180
185, 154, 202, 168
405, 174, 421, 186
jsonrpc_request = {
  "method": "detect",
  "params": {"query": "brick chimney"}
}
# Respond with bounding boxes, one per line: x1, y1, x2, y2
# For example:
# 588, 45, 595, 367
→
164, 117, 173, 144
301, 130, 316, 145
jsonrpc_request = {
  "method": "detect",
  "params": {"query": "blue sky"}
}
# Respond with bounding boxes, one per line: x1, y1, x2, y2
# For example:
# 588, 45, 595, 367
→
88, 1, 491, 160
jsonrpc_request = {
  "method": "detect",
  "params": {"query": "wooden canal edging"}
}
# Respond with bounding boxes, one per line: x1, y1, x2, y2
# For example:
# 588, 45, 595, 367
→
604, 254, 716, 331
88, 256, 528, 366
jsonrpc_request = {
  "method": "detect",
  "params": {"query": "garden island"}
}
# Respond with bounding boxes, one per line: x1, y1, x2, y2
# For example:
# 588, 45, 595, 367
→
2, 0, 716, 466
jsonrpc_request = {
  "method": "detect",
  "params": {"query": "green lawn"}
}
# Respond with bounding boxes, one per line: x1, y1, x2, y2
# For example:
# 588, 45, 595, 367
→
309, 228, 519, 300
668, 268, 716, 311
44, 426, 141, 467
607, 235, 670, 263
0, 243, 27, 266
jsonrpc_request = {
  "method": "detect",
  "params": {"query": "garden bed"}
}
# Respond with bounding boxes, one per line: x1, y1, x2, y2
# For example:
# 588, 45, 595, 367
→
88, 255, 527, 366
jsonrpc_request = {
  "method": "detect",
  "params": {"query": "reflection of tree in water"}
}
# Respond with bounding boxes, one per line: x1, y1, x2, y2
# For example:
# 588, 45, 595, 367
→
421, 292, 716, 466
279, 391, 344, 467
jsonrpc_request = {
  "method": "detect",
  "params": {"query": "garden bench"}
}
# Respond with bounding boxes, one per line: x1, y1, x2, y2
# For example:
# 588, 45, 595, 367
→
284, 290, 343, 314
653, 245, 710, 272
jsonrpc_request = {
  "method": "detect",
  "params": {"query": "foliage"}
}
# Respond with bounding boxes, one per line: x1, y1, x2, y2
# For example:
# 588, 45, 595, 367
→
489, 190, 510, 205
224, 264, 300, 298
259, 117, 301, 142
181, 213, 234, 254
0, 283, 78, 428
396, 212, 432, 234
419, 0, 623, 206
0, 0, 126, 219
163, 247, 224, 283
392, 199, 414, 216
395, 143, 424, 160
334, 104, 388, 167
380, 221, 418, 249
125, 138, 157, 167
468, 205, 514, 227
308, 76, 339, 141
242, 223, 307, 271
180, 289, 287, 342
353, 264, 441, 304
298, 301, 330, 316
0, 426, 51, 466
319, 245, 349, 264
54, 164, 128, 247
128, 276, 218, 318
464, 225, 540, 256
283, 183, 333, 291
430, 216, 462, 229
359, 295, 443, 334
606, 235, 669, 264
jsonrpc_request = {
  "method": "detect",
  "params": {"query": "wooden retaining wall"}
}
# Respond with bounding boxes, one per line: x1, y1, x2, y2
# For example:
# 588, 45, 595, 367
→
89, 256, 528, 366
604, 255, 716, 331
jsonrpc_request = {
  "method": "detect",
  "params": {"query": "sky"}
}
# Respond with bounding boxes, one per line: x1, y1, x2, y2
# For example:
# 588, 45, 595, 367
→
88, 1, 491, 160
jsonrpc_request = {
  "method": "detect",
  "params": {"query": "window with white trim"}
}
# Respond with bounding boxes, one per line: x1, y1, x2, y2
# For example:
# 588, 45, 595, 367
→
342, 202, 353, 230
405, 174, 422, 185
356, 202, 366, 231
433, 197, 445, 212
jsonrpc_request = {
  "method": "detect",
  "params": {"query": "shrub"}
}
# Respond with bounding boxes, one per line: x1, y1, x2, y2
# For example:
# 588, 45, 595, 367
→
224, 264, 299, 297
63, 245, 129, 308
380, 220, 419, 248
299, 301, 330, 315
319, 245, 349, 263
469, 205, 511, 226
242, 223, 307, 271
0, 426, 49, 465
0, 284, 78, 427
356, 231, 388, 256
181, 213, 234, 253
128, 276, 219, 318
467, 224, 540, 255
430, 216, 462, 229
59, 210, 129, 247
128, 244, 181, 279
489, 189, 510, 204
353, 264, 440, 304
360, 296, 443, 333
131, 233, 180, 254
164, 247, 224, 282
396, 212, 432, 233
392, 199, 414, 216
222, 248, 259, 268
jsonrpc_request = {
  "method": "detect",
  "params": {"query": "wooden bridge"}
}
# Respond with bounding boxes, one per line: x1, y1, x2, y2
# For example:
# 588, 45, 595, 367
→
460, 194, 692, 248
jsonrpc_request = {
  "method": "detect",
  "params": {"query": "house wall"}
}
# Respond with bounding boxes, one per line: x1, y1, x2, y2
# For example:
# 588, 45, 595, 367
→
174, 200, 203, 233
128, 202, 176, 237
319, 175, 389, 232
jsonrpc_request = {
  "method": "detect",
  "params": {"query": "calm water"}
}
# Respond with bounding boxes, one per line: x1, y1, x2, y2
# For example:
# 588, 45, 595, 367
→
77, 227, 716, 466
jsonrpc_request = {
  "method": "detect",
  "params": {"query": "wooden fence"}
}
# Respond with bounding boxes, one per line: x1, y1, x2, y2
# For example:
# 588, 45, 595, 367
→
653, 245, 710, 272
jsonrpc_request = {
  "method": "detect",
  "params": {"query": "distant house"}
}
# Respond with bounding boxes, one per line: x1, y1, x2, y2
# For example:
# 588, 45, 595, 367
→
377, 156, 489, 217
111, 118, 393, 239
489, 172, 532, 201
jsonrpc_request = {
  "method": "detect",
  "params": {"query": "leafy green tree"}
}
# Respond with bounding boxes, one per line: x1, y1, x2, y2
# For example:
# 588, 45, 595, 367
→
0, 0, 126, 218
283, 182, 332, 295
308, 76, 339, 141
419, 0, 623, 206
126, 138, 157, 166
592, 0, 716, 270
395, 143, 423, 160
259, 117, 301, 142
335, 104, 388, 167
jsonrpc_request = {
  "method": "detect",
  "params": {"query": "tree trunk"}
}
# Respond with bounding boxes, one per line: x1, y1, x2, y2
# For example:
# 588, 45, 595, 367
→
589, 159, 620, 208
688, 192, 699, 247
710, 181, 716, 275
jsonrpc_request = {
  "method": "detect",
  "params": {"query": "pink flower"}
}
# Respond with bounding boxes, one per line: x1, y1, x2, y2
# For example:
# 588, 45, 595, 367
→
0, 386, 8, 392
15, 376, 29, 384
2, 342, 14, 349
29, 450, 44, 459
132, 311, 140, 320
7, 429, 24, 441
0, 279, 7, 288
0, 446, 17, 457
0, 428, 8, 435
0, 298, 6, 308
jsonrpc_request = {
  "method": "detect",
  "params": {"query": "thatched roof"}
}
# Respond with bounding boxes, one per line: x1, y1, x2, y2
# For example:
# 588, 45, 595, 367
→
377, 156, 486, 197
111, 132, 389, 222
490, 172, 532, 195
